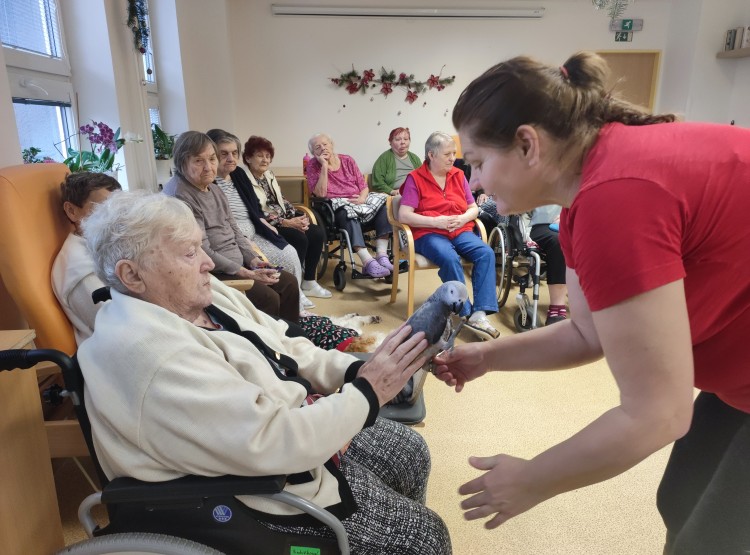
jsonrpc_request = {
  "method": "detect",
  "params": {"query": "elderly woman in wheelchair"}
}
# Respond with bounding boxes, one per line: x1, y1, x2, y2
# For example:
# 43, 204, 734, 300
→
306, 133, 393, 280
76, 191, 452, 554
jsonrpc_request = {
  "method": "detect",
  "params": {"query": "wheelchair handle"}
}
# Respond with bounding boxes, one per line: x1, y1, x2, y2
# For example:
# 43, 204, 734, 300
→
0, 348, 76, 374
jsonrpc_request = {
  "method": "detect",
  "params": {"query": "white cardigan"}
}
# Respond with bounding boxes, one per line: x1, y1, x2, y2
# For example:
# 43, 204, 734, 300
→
247, 168, 285, 216
78, 277, 374, 519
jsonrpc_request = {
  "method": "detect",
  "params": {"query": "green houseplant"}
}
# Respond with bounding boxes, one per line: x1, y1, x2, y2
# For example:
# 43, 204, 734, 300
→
152, 124, 176, 160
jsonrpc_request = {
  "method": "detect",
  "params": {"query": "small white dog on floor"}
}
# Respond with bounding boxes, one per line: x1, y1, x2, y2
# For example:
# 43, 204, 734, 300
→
329, 313, 387, 353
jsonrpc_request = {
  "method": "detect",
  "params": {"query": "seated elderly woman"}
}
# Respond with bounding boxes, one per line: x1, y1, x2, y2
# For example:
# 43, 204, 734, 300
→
305, 133, 393, 278
371, 127, 422, 195
399, 131, 500, 340
163, 131, 300, 323
241, 134, 331, 299
51, 171, 122, 345
206, 128, 318, 311
77, 191, 451, 554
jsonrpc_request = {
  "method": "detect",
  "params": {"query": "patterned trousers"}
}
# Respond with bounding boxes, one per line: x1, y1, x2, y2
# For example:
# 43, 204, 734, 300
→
261, 417, 452, 554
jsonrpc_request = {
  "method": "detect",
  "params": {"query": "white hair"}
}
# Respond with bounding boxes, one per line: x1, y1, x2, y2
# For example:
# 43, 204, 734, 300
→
424, 131, 455, 162
82, 192, 198, 294
307, 132, 334, 154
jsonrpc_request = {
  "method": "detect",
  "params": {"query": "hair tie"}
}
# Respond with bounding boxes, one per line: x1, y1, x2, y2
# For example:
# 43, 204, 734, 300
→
559, 65, 569, 80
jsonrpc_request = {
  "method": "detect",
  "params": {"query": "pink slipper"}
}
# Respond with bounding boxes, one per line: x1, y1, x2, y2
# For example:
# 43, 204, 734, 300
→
375, 254, 394, 272
363, 259, 390, 278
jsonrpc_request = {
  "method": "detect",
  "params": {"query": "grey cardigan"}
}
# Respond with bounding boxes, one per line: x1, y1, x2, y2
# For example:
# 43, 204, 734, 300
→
163, 174, 257, 275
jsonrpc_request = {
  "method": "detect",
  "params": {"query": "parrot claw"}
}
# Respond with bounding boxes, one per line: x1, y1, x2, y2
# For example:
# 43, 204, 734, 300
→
428, 316, 466, 375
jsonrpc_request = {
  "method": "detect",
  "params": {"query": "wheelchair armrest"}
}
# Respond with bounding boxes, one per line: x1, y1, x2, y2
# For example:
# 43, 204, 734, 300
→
309, 197, 336, 226
102, 474, 287, 504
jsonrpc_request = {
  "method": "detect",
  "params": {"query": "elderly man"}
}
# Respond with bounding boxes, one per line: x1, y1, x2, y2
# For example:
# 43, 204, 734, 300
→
78, 192, 452, 554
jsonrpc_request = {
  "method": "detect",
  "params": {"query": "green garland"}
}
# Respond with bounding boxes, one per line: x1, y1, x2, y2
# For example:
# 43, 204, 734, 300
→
126, 0, 150, 54
330, 66, 455, 104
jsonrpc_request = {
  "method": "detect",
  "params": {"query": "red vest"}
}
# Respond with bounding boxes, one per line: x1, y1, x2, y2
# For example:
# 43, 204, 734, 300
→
405, 163, 474, 240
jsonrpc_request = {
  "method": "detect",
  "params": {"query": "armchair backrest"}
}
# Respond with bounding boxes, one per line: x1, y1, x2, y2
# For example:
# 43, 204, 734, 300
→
0, 163, 76, 354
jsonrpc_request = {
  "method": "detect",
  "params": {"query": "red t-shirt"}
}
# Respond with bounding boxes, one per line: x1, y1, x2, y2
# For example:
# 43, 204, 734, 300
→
560, 122, 750, 411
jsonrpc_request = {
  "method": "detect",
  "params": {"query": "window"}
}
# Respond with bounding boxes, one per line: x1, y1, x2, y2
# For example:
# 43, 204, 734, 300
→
0, 0, 62, 57
0, 0, 69, 74
13, 99, 74, 161
2, 0, 74, 161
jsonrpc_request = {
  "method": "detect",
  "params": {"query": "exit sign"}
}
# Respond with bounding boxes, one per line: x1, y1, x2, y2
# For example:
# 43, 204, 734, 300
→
609, 18, 644, 31
615, 31, 633, 42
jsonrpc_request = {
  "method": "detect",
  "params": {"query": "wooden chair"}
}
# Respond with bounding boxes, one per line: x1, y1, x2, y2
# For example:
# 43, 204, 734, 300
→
387, 195, 486, 317
0, 163, 88, 457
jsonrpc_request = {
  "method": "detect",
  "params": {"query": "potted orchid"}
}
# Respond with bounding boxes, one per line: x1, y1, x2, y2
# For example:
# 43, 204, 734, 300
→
62, 121, 141, 174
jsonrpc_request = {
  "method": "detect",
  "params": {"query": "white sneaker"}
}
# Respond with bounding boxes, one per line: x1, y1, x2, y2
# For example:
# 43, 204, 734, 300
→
300, 291, 315, 309
301, 280, 333, 298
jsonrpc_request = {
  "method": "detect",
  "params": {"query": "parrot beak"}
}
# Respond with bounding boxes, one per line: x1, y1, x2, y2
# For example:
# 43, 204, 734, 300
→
451, 300, 464, 314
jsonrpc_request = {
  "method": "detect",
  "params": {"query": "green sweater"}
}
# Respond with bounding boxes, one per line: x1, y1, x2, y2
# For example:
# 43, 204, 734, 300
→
371, 150, 422, 194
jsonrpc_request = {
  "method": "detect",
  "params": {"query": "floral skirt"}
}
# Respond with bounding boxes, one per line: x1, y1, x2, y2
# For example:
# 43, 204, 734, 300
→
299, 315, 359, 351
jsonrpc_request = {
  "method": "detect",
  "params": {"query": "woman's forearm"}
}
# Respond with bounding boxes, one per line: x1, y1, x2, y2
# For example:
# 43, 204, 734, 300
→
398, 209, 440, 228
525, 402, 682, 503
482, 320, 602, 372
463, 204, 479, 222
313, 166, 328, 198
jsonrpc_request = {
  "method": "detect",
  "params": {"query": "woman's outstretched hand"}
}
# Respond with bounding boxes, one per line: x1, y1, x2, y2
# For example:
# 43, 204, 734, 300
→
432, 343, 489, 392
460, 454, 548, 528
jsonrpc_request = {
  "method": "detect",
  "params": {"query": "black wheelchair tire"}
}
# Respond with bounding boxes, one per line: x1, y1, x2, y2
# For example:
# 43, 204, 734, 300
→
317, 239, 329, 280
488, 226, 513, 308
56, 532, 224, 555
309, 209, 329, 280
513, 306, 543, 333
333, 266, 347, 291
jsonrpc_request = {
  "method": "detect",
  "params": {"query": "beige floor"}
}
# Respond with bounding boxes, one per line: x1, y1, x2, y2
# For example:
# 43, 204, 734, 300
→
57, 265, 672, 554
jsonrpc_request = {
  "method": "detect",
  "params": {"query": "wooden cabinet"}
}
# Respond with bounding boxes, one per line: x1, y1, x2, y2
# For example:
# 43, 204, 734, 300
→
0, 330, 65, 555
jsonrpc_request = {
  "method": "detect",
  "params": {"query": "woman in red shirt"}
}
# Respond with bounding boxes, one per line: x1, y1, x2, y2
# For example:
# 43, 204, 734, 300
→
434, 51, 750, 554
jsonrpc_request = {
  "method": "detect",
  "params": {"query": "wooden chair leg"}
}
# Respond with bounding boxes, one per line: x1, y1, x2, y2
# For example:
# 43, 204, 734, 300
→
390, 233, 400, 304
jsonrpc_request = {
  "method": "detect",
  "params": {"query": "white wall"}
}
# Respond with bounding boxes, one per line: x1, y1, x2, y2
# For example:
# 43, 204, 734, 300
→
173, 0, 235, 133
726, 2, 750, 127
226, 0, 677, 169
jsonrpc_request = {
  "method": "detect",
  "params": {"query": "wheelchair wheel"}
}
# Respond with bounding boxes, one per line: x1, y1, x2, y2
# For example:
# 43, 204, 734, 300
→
57, 532, 224, 555
310, 209, 329, 280
317, 239, 329, 280
488, 226, 513, 308
514, 306, 543, 333
333, 265, 347, 291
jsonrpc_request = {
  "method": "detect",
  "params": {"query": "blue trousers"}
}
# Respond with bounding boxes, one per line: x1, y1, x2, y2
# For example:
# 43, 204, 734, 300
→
414, 231, 498, 317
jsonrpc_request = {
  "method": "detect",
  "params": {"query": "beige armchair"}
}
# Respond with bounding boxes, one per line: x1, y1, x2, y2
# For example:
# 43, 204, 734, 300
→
387, 195, 486, 317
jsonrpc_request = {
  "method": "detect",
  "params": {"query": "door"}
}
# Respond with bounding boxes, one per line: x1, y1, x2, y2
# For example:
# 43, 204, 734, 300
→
596, 51, 661, 110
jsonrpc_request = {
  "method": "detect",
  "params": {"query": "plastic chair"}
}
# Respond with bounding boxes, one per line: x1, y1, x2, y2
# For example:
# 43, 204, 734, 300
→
387, 195, 487, 317
0, 348, 349, 555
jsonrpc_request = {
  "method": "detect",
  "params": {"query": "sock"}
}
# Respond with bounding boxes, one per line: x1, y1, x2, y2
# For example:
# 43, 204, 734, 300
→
375, 238, 389, 257
547, 305, 567, 318
469, 311, 486, 322
357, 250, 373, 266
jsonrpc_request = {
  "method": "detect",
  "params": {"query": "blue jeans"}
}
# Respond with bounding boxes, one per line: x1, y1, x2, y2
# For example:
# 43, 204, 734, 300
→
414, 231, 498, 317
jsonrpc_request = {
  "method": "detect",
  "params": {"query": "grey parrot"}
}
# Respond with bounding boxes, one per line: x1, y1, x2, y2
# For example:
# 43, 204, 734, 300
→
406, 280, 469, 348
388, 281, 469, 405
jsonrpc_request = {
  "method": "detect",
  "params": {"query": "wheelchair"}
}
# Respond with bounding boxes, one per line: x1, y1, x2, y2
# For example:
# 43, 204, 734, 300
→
0, 349, 349, 555
487, 214, 547, 333
308, 197, 407, 291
